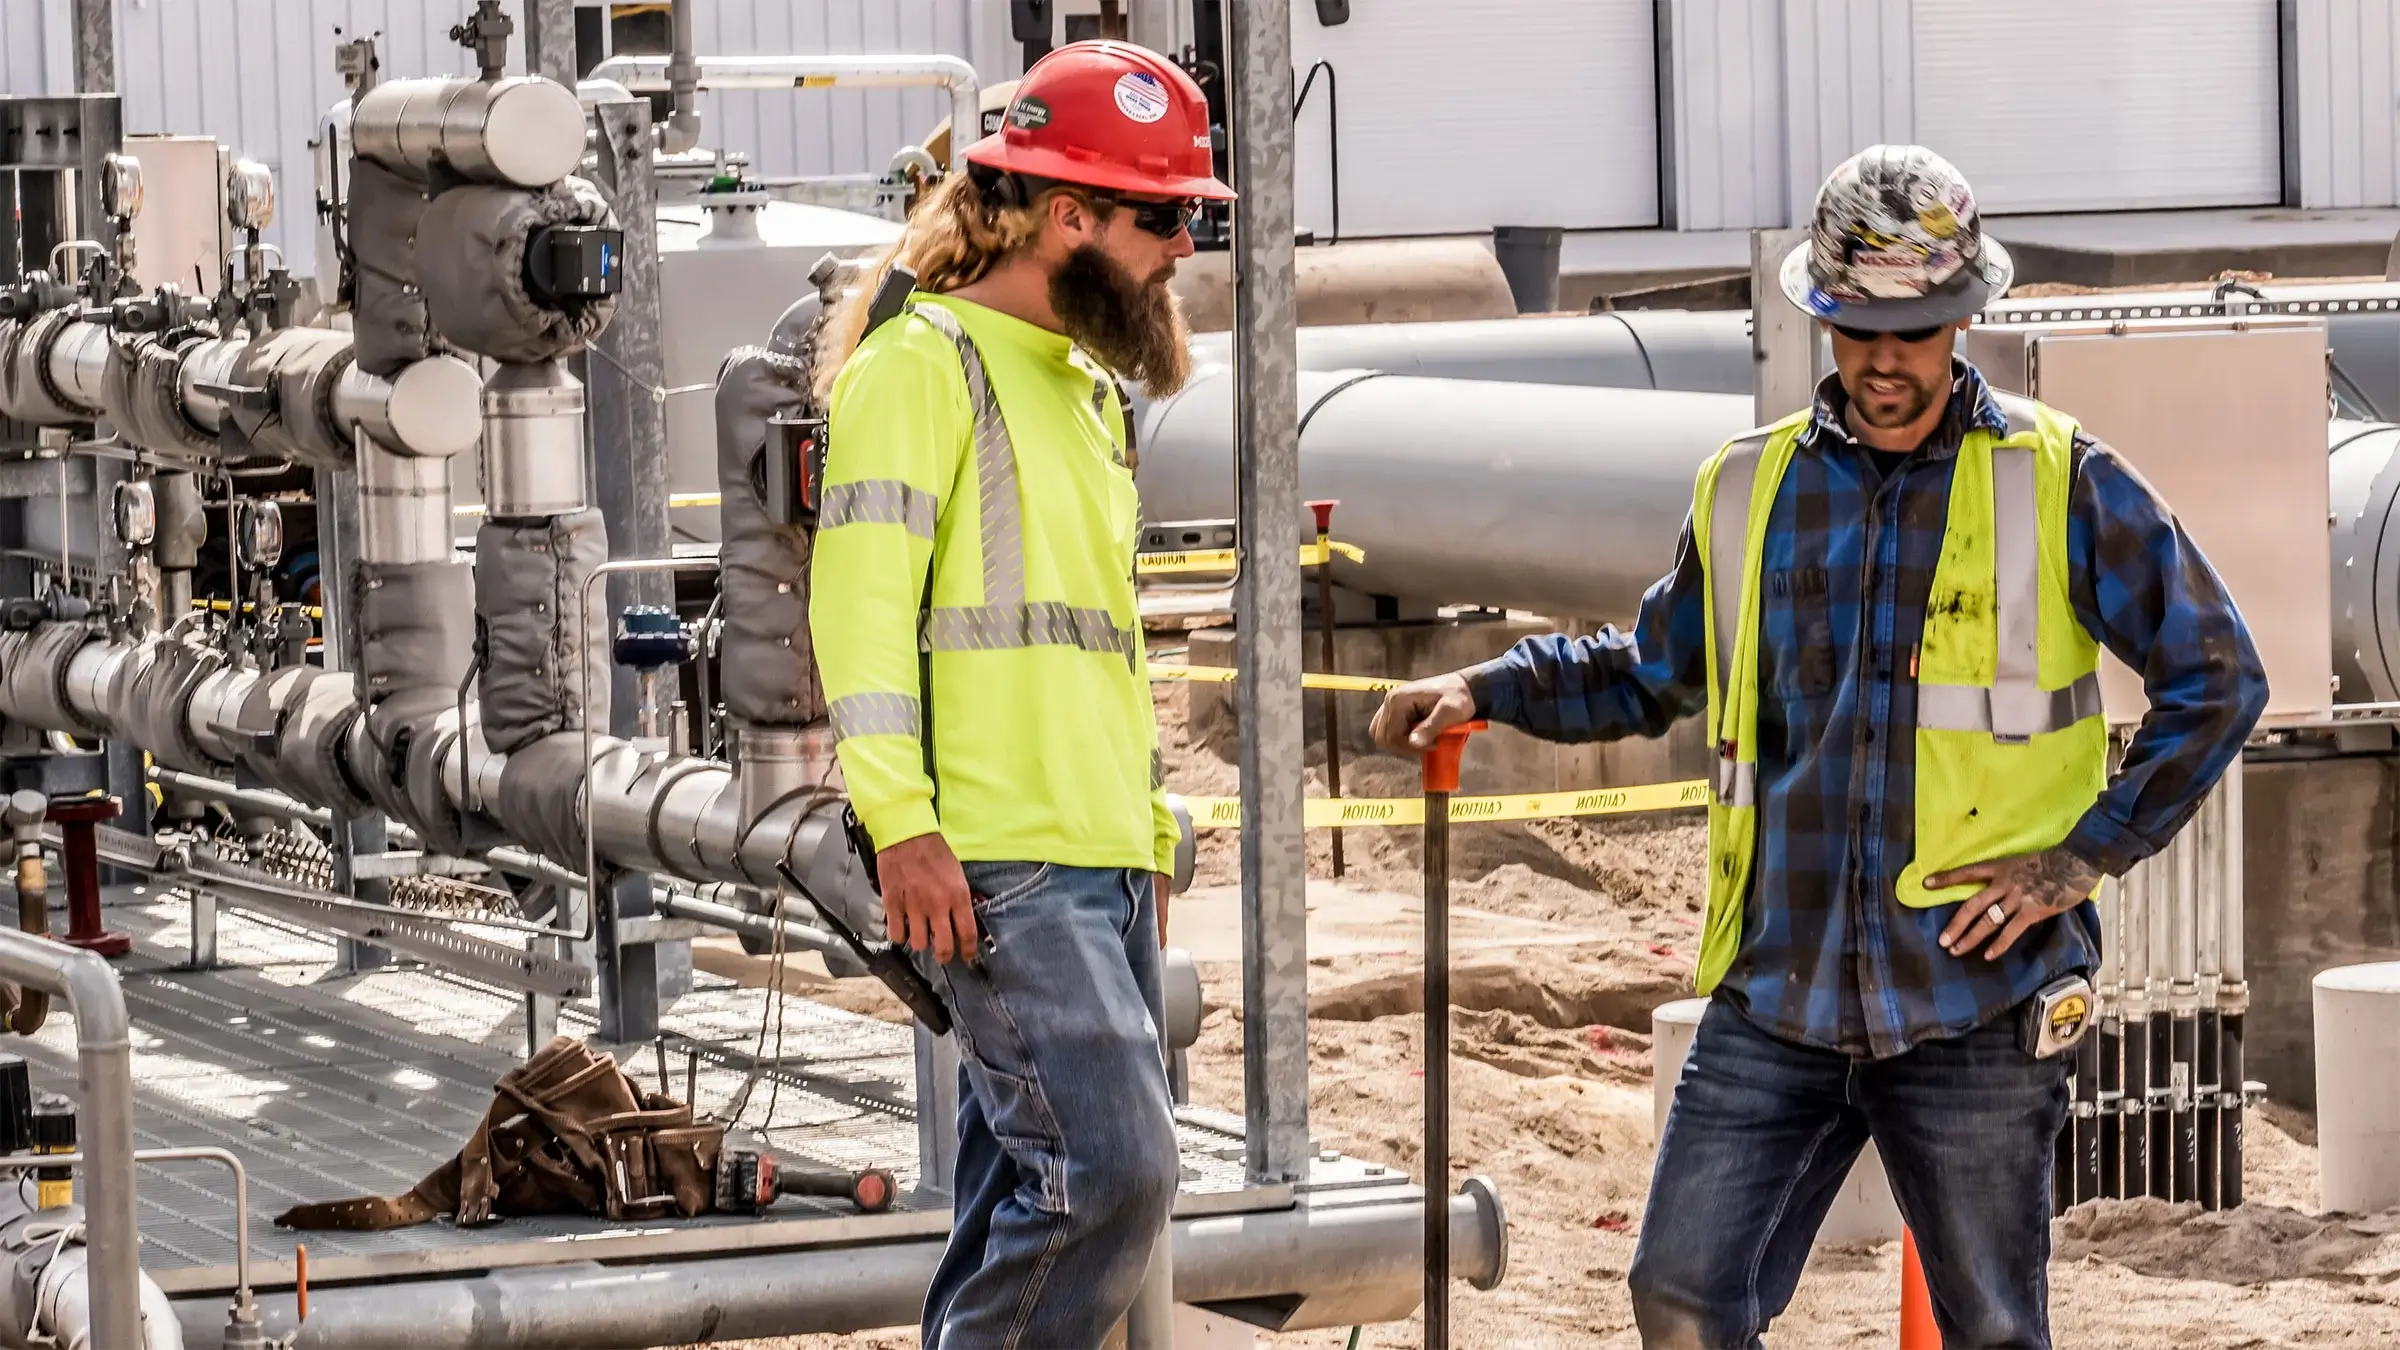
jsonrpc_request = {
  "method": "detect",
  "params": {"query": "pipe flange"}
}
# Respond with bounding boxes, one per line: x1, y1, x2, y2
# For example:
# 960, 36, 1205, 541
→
1459, 1174, 1509, 1292
5, 309, 82, 424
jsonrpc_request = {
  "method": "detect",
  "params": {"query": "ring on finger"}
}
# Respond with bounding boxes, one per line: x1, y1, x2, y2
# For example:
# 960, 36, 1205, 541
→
1984, 901, 2010, 928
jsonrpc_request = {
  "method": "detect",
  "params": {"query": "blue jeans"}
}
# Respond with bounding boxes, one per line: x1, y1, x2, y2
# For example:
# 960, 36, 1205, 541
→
1631, 995, 2069, 1350
917, 861, 1177, 1350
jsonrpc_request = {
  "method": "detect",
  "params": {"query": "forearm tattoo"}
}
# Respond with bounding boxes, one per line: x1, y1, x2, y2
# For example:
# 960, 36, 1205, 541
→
2024, 847, 2102, 908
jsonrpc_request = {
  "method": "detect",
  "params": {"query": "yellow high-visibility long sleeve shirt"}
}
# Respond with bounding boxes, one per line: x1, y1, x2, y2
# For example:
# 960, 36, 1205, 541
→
809, 292, 1178, 874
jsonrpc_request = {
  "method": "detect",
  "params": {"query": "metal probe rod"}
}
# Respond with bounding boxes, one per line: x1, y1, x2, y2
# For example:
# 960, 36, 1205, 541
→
1310, 499, 1345, 878
1418, 719, 1482, 1350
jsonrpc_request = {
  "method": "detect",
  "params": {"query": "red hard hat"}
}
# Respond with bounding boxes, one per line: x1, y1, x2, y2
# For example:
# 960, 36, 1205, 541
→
963, 42, 1236, 201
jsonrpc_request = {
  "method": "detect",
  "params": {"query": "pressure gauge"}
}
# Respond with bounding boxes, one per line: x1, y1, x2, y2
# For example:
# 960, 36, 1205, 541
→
237, 499, 284, 570
226, 160, 276, 233
112, 480, 156, 549
101, 153, 144, 220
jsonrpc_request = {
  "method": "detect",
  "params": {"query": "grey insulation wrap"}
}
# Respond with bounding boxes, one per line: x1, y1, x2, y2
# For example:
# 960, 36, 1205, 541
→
348, 158, 432, 376
419, 177, 618, 364
475, 509, 610, 756
0, 623, 106, 738
230, 665, 370, 817
494, 732, 590, 866
154, 472, 208, 571
227, 327, 355, 469
714, 345, 824, 727
349, 561, 480, 851
106, 639, 226, 772
103, 332, 215, 457
1, 311, 82, 425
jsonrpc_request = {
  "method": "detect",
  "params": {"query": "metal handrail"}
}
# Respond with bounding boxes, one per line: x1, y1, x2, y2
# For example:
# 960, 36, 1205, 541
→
0, 931, 139, 1348
0, 1146, 257, 1330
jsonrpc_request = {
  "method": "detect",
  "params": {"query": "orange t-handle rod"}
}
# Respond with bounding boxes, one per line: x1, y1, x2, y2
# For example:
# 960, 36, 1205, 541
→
1420, 718, 1483, 1350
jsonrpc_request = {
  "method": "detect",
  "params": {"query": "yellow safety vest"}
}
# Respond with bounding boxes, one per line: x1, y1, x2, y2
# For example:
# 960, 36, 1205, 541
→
1690, 394, 2104, 993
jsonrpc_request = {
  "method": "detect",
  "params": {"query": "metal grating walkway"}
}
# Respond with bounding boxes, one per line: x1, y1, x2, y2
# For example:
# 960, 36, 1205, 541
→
5, 888, 1266, 1296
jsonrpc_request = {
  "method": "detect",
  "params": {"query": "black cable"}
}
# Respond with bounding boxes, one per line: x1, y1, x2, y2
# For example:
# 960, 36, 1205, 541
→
1293, 60, 1340, 245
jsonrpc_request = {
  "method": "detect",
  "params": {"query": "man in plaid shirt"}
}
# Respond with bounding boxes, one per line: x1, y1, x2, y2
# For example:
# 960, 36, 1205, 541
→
1375, 147, 2265, 1349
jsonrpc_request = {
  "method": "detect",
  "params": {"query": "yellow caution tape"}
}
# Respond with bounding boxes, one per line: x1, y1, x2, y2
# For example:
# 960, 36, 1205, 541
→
1183, 778, 1712, 830
1135, 540, 1365, 575
1145, 662, 1401, 694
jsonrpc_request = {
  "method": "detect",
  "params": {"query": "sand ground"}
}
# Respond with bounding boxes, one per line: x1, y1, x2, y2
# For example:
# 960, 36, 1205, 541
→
716, 685, 2400, 1349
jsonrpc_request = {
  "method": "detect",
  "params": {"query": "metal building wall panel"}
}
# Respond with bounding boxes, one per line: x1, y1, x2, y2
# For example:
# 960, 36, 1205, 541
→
1291, 0, 1660, 238
0, 0, 54, 95
689, 0, 1014, 185
110, 0, 471, 280
2290, 0, 2400, 208
1777, 0, 1913, 226
1914, 0, 2282, 213
1663, 0, 1788, 230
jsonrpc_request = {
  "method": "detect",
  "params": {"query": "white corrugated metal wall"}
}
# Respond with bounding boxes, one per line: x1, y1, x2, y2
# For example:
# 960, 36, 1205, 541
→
1777, 0, 1915, 228
1291, 0, 1661, 237
687, 0, 1016, 185
1660, 0, 1787, 231
1913, 0, 2282, 213
2290, 0, 2400, 207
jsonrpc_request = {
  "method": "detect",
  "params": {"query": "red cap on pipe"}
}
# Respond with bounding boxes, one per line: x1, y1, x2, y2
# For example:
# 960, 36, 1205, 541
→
1307, 499, 1340, 535
1420, 721, 1486, 795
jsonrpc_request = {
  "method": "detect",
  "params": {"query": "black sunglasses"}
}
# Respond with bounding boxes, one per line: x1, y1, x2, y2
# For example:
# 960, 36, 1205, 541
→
1096, 193, 1201, 239
1830, 322, 1948, 344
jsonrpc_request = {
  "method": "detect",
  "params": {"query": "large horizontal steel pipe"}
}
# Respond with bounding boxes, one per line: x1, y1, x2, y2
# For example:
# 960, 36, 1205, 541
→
1181, 309, 1754, 397
2330, 419, 2400, 704
350, 76, 586, 188
1138, 370, 1754, 622
171, 1185, 1503, 1347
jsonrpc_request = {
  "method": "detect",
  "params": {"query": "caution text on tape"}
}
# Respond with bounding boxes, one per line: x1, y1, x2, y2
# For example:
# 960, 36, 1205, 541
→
1135, 540, 1366, 575
1146, 662, 1401, 694
1183, 778, 1711, 830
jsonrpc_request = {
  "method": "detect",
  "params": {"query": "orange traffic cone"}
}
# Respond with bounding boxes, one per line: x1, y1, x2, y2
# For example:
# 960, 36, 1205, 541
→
1900, 1228, 1939, 1350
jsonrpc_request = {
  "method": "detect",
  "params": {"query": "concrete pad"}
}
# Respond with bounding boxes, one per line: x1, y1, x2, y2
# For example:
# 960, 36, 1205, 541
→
1992, 207, 2400, 288
1166, 877, 1600, 965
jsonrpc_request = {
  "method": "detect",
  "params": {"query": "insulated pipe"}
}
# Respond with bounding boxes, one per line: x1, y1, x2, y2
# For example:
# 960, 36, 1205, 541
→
349, 76, 587, 188
331, 355, 485, 459
1178, 310, 1755, 398
0, 930, 140, 1350
586, 54, 981, 171
1139, 369, 1754, 622
43, 317, 111, 414
172, 1184, 1506, 1348
354, 439, 455, 566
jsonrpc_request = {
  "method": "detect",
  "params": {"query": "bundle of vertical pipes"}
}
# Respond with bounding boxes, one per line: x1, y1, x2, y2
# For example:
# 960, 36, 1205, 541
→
2056, 764, 2258, 1211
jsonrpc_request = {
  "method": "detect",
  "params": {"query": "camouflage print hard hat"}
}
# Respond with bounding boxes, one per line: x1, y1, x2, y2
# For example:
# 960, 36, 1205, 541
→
1779, 145, 2013, 331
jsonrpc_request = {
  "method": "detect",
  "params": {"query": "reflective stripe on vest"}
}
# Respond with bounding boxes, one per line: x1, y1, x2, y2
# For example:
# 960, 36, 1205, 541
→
1706, 429, 1773, 809
902, 304, 1136, 668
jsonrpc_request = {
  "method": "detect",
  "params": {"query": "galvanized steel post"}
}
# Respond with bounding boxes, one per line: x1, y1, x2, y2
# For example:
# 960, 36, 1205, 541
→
589, 98, 681, 1041
521, 0, 579, 86
1227, 0, 1311, 1188
71, 0, 112, 93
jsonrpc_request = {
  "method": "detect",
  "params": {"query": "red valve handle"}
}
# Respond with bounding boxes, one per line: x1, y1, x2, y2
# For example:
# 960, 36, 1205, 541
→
1306, 498, 1340, 536
1420, 720, 1486, 795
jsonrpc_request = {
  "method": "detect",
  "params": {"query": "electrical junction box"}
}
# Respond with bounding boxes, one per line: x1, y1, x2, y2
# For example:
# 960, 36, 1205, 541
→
1965, 317, 2332, 727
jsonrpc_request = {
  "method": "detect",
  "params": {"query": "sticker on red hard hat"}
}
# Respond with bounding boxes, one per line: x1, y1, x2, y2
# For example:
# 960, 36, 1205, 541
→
1114, 71, 1170, 124
1009, 96, 1052, 131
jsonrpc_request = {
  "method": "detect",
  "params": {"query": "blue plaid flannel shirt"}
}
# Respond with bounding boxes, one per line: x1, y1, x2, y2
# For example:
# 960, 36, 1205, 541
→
1467, 363, 2268, 1058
